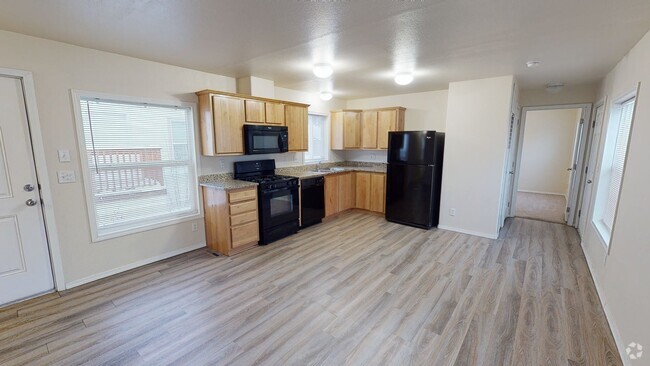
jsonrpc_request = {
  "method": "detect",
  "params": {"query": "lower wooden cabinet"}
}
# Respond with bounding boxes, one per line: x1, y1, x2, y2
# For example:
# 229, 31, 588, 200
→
202, 186, 259, 256
324, 171, 385, 217
324, 172, 356, 217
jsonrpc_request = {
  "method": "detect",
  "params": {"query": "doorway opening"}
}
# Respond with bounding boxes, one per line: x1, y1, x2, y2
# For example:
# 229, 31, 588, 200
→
510, 104, 591, 225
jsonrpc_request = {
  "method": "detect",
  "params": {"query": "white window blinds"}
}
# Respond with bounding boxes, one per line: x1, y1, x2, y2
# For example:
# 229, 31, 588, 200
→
78, 97, 199, 240
600, 97, 635, 231
304, 114, 328, 162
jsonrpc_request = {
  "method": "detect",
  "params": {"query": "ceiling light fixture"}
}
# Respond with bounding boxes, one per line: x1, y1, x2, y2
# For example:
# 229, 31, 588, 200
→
526, 61, 541, 68
320, 91, 333, 101
545, 82, 565, 94
313, 63, 333, 79
394, 72, 414, 86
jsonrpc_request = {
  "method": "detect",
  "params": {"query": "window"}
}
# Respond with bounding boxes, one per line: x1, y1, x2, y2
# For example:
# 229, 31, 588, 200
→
593, 96, 635, 245
304, 114, 328, 162
75, 94, 199, 241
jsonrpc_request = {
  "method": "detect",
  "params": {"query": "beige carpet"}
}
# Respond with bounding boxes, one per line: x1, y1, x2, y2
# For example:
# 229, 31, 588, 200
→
515, 191, 567, 223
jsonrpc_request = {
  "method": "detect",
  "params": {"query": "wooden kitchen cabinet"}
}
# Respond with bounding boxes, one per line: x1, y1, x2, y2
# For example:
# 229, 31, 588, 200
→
338, 172, 355, 211
196, 90, 309, 156
324, 172, 355, 217
355, 172, 372, 210
202, 186, 259, 256
198, 94, 246, 156
369, 173, 386, 213
343, 111, 362, 149
354, 172, 386, 213
244, 100, 266, 123
377, 108, 404, 149
330, 111, 344, 150
361, 111, 378, 149
265, 102, 285, 125
285, 105, 309, 151
331, 107, 404, 151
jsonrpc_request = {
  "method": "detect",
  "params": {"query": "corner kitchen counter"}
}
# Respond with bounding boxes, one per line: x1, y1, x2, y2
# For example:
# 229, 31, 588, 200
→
277, 163, 387, 180
199, 173, 258, 191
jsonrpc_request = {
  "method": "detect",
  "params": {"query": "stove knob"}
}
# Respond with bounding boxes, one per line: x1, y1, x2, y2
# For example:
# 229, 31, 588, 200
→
268, 184, 274, 190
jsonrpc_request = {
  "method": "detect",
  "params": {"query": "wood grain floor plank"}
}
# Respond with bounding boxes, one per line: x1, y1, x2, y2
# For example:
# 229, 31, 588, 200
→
0, 213, 622, 365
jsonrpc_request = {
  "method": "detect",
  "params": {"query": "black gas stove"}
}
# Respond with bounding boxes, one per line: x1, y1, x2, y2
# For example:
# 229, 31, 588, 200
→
234, 160, 300, 245
239, 174, 299, 191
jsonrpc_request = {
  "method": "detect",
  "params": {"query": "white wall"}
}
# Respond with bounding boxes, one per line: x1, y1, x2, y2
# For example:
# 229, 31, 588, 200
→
579, 30, 650, 363
518, 108, 581, 197
0, 30, 241, 286
344, 89, 449, 163
439, 75, 514, 238
519, 83, 598, 107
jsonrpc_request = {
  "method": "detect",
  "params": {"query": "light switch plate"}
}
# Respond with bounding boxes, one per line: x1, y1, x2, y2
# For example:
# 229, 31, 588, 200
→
57, 149, 71, 163
57, 170, 76, 184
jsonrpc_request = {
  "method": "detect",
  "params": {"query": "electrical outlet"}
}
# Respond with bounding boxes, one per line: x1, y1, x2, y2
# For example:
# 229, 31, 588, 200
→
57, 170, 76, 184
191, 223, 198, 232
218, 159, 225, 171
57, 149, 71, 163
449, 208, 456, 216
370, 153, 376, 160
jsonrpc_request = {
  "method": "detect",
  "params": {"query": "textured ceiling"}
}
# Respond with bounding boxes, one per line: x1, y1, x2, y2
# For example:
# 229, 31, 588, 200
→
0, 0, 648, 98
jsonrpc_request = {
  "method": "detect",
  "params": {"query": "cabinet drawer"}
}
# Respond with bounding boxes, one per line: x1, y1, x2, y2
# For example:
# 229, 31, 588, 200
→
230, 200, 258, 215
229, 189, 257, 203
231, 221, 259, 247
230, 211, 258, 226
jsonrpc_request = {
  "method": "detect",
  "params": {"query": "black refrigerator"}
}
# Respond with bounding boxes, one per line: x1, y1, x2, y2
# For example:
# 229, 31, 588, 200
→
385, 131, 445, 229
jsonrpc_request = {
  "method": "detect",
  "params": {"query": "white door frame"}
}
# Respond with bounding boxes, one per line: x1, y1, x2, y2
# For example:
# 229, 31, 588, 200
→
511, 103, 593, 226
576, 97, 606, 235
0, 68, 66, 291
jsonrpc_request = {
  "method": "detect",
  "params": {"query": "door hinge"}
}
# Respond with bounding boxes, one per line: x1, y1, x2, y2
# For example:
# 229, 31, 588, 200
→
580, 118, 584, 125
592, 119, 596, 128
578, 209, 581, 218
585, 165, 589, 174
566, 207, 571, 213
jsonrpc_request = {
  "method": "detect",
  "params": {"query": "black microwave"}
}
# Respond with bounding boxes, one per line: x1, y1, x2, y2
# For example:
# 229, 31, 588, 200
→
244, 125, 289, 155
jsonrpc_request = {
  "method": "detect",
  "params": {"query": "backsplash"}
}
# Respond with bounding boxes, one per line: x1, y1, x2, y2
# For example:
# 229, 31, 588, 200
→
199, 160, 388, 183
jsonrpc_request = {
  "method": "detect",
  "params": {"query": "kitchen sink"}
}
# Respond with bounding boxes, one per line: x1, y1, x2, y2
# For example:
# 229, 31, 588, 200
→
311, 167, 345, 173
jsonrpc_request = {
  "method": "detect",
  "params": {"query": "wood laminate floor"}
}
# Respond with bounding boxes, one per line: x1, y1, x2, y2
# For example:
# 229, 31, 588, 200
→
0, 212, 621, 366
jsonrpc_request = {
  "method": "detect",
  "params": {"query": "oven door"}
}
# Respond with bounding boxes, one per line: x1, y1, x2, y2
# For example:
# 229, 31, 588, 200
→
245, 127, 289, 154
260, 186, 299, 229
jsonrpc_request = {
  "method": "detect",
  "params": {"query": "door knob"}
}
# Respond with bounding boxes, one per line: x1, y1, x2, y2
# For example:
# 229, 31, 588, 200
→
26, 199, 38, 207
508, 171, 514, 175
587, 180, 593, 184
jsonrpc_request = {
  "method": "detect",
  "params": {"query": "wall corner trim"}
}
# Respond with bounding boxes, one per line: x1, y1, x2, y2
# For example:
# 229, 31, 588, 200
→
65, 242, 207, 289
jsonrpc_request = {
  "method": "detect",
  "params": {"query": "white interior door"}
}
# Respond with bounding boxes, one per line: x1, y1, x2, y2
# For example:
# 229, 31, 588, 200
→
578, 104, 605, 233
565, 114, 585, 223
0, 75, 54, 306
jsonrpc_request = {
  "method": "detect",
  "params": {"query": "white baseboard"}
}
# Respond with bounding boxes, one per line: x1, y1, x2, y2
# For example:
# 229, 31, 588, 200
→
517, 189, 566, 198
437, 225, 498, 239
580, 241, 630, 366
65, 242, 206, 289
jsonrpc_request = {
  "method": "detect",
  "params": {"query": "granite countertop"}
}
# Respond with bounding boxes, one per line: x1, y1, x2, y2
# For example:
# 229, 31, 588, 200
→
277, 163, 387, 180
199, 162, 387, 188
199, 173, 258, 191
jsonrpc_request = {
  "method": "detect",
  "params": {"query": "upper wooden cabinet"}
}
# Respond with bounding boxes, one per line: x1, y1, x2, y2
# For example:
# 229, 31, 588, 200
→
343, 111, 362, 149
196, 90, 309, 156
331, 107, 404, 150
285, 105, 308, 152
244, 100, 266, 123
265, 102, 285, 125
377, 109, 403, 149
361, 111, 378, 149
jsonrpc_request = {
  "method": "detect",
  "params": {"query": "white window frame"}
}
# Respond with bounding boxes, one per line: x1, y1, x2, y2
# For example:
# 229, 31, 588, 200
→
71, 90, 202, 242
304, 112, 330, 163
591, 88, 637, 247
